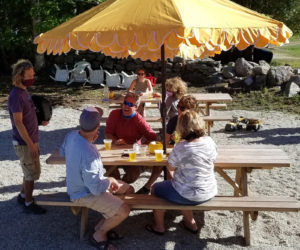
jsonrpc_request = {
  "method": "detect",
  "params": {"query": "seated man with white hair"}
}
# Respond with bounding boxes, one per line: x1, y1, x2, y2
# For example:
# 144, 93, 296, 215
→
60, 106, 133, 249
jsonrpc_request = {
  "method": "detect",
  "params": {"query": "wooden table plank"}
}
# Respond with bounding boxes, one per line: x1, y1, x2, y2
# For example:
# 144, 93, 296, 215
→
46, 144, 290, 169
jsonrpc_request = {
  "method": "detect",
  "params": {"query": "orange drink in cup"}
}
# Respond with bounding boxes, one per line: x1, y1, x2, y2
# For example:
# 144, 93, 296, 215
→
109, 91, 114, 99
154, 150, 163, 162
129, 150, 136, 161
103, 139, 112, 150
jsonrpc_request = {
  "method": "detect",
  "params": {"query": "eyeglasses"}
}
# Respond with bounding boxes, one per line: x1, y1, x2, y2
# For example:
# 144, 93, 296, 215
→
137, 73, 145, 76
123, 100, 135, 107
177, 105, 185, 112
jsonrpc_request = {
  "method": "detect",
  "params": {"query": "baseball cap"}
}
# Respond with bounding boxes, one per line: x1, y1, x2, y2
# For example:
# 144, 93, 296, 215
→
79, 107, 103, 132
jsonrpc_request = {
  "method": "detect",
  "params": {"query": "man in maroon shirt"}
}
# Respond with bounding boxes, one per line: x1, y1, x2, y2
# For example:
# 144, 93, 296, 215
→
8, 59, 48, 214
105, 92, 162, 194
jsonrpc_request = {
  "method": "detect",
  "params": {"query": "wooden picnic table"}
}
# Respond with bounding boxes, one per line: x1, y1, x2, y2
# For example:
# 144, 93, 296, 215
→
107, 93, 232, 114
46, 144, 290, 198
192, 93, 232, 116
44, 143, 293, 245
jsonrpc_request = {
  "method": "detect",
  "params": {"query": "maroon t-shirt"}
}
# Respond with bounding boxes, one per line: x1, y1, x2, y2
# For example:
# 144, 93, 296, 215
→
8, 87, 39, 145
105, 109, 156, 144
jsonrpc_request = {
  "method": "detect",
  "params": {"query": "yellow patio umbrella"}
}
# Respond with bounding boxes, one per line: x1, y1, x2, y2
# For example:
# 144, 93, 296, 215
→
34, 0, 292, 151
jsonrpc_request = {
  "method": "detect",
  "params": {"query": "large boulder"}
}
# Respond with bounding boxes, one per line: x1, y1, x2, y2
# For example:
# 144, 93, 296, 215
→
222, 66, 236, 79
253, 75, 267, 90
103, 57, 114, 70
235, 57, 253, 77
253, 60, 270, 75
283, 82, 300, 97
289, 75, 300, 87
267, 66, 293, 86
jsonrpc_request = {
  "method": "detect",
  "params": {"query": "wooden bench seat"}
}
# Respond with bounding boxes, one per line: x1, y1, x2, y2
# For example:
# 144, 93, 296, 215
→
199, 103, 227, 110
109, 103, 158, 109
35, 192, 299, 244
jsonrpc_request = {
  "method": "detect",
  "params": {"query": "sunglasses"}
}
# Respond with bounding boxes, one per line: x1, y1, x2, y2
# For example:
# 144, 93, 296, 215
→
177, 105, 185, 112
123, 100, 135, 107
137, 73, 145, 76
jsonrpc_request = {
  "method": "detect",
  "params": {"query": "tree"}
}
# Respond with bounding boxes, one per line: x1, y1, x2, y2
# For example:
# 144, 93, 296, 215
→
0, 0, 105, 74
232, 0, 300, 33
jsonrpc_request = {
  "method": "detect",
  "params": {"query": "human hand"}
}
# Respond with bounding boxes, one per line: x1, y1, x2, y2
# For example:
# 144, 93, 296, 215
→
41, 121, 49, 126
115, 139, 127, 145
108, 177, 119, 193
28, 143, 39, 158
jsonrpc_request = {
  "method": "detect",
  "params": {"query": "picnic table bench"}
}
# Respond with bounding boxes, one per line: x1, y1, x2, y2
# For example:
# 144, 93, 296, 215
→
39, 145, 299, 246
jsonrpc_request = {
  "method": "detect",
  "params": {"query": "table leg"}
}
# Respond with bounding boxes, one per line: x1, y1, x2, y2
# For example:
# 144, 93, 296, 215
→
205, 102, 211, 116
80, 207, 88, 240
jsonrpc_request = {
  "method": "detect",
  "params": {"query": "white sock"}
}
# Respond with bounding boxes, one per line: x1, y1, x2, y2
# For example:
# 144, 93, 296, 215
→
25, 200, 33, 206
20, 193, 25, 198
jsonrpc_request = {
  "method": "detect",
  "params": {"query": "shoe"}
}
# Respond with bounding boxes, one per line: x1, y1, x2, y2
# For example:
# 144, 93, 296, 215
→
17, 194, 25, 205
179, 221, 199, 234
107, 230, 123, 241
145, 224, 164, 236
24, 202, 47, 214
89, 235, 115, 250
136, 187, 150, 194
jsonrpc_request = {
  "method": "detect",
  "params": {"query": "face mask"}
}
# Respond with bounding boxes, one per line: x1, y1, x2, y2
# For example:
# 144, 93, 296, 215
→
22, 79, 34, 87
166, 91, 173, 97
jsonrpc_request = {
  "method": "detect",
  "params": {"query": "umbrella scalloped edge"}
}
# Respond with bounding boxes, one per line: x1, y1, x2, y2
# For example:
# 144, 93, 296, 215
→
34, 26, 292, 62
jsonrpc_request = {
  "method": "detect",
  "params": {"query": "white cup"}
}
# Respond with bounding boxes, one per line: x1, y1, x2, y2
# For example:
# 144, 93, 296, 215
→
140, 145, 148, 156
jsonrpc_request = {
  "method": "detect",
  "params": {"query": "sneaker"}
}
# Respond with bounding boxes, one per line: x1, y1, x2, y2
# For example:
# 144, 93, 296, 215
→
136, 186, 150, 194
17, 194, 25, 205
24, 202, 47, 214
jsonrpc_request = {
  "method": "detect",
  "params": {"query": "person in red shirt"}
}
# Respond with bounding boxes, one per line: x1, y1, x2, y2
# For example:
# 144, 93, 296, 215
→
105, 92, 161, 194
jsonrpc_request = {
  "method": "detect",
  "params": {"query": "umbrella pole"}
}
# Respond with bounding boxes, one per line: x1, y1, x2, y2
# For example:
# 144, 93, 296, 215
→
161, 44, 166, 153
161, 45, 167, 180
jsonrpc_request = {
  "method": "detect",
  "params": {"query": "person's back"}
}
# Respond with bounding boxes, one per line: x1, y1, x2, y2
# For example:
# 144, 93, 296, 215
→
61, 130, 108, 200
169, 136, 217, 202
60, 107, 132, 249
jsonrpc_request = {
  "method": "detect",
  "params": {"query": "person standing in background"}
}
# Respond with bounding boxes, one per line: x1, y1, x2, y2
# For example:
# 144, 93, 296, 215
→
8, 59, 48, 214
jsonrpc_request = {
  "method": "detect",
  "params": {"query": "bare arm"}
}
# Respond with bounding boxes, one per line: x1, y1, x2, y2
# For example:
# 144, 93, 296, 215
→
13, 112, 39, 158
104, 132, 126, 145
146, 79, 153, 93
128, 79, 136, 92
166, 162, 175, 179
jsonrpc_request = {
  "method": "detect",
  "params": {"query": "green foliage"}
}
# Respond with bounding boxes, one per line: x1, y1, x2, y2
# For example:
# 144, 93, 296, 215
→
0, 0, 105, 73
233, 0, 300, 33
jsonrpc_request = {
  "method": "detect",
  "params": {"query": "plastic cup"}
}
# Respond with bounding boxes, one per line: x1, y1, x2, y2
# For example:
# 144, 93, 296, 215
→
103, 139, 112, 150
128, 150, 136, 161
140, 145, 148, 156
154, 150, 163, 162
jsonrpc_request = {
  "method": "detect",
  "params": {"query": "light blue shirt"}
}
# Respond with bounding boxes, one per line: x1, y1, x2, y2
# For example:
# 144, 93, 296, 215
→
60, 131, 110, 200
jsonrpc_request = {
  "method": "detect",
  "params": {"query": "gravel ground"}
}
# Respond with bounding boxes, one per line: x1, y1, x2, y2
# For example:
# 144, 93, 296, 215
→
0, 103, 299, 250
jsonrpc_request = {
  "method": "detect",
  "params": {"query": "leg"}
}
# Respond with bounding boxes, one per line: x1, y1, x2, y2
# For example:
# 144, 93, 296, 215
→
181, 210, 198, 232
151, 209, 166, 233
93, 203, 130, 242
122, 166, 140, 184
105, 166, 121, 179
143, 167, 163, 190
24, 180, 34, 202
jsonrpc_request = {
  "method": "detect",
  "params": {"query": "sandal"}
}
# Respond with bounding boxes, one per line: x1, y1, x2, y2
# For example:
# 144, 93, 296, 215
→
89, 236, 115, 250
145, 224, 164, 236
179, 221, 199, 234
107, 230, 123, 241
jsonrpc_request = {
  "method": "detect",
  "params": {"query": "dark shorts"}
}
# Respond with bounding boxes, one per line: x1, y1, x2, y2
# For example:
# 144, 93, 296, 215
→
153, 180, 208, 205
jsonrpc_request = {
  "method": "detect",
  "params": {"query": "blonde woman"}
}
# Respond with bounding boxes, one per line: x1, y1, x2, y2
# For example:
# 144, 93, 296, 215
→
166, 95, 199, 146
146, 110, 217, 235
165, 77, 187, 120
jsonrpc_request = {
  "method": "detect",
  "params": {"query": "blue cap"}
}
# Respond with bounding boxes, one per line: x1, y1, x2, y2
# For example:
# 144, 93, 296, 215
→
79, 107, 102, 132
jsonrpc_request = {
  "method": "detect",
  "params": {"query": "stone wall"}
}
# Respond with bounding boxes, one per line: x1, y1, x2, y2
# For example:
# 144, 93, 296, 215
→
46, 50, 300, 96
